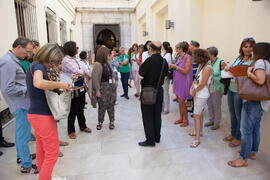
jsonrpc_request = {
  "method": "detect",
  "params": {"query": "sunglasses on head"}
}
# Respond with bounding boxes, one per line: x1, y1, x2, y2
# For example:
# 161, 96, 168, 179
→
243, 37, 254, 41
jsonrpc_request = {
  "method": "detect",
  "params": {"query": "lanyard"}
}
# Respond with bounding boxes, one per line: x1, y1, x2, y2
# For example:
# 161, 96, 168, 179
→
176, 53, 186, 66
231, 56, 246, 66
194, 64, 206, 82
105, 64, 112, 79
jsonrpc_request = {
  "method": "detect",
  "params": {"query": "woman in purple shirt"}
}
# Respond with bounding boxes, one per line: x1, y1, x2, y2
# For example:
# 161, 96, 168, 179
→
170, 41, 193, 127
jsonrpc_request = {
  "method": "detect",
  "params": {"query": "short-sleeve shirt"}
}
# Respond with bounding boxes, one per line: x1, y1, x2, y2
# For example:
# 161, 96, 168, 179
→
26, 62, 52, 115
117, 54, 130, 73
162, 53, 172, 66
254, 59, 270, 111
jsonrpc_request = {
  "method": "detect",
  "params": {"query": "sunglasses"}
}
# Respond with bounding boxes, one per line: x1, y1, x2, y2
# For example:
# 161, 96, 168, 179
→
243, 37, 254, 41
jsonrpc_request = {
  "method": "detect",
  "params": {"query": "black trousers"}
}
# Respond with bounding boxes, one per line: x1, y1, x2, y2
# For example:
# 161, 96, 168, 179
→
141, 87, 163, 144
68, 94, 87, 134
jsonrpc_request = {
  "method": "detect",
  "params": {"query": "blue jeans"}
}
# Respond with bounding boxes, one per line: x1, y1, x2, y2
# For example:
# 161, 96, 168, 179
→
227, 89, 242, 140
120, 72, 130, 96
13, 109, 32, 168
240, 101, 263, 159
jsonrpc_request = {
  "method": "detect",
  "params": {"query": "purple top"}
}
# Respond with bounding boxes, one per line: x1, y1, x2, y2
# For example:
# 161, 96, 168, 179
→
173, 54, 193, 100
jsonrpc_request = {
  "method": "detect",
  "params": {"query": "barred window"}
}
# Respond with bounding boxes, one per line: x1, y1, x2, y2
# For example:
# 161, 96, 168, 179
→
59, 18, 67, 45
46, 8, 58, 43
14, 0, 38, 41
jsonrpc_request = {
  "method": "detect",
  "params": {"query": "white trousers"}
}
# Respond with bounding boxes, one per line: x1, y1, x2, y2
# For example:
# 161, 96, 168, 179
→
132, 70, 140, 94
162, 78, 170, 112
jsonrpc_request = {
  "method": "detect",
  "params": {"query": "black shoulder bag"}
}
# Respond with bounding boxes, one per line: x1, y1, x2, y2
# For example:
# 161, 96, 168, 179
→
141, 59, 165, 105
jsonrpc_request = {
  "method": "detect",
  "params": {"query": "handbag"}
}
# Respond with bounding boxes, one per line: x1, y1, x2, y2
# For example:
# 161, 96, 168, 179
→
141, 58, 165, 105
30, 65, 72, 121
236, 60, 270, 101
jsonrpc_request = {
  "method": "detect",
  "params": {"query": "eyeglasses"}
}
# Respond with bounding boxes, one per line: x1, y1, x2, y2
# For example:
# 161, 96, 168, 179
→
23, 48, 33, 55
243, 37, 254, 41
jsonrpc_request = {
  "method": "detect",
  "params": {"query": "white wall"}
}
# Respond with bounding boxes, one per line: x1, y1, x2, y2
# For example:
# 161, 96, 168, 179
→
0, 0, 18, 111
0, 0, 18, 56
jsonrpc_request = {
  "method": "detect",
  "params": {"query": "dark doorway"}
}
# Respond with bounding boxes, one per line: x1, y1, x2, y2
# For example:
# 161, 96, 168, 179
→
96, 29, 117, 49
93, 24, 120, 49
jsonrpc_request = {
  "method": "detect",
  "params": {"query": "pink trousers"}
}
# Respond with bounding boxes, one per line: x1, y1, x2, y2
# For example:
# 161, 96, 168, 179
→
27, 114, 59, 180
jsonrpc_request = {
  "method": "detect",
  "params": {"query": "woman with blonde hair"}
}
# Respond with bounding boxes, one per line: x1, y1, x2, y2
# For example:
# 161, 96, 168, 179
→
26, 43, 69, 180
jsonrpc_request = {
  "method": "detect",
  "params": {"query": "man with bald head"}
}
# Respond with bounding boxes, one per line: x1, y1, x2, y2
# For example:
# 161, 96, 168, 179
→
138, 41, 169, 147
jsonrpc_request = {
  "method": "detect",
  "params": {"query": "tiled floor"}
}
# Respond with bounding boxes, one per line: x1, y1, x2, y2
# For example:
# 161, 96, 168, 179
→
1, 85, 270, 180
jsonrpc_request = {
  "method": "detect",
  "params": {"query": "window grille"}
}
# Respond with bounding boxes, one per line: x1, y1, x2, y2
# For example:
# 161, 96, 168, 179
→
14, 0, 38, 41
59, 18, 67, 45
46, 8, 58, 43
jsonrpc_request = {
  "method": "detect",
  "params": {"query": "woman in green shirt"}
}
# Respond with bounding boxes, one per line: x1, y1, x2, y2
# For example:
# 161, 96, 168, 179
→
223, 38, 256, 148
117, 47, 130, 99
205, 47, 226, 130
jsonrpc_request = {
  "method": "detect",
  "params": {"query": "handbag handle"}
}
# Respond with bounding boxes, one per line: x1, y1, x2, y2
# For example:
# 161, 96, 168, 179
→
156, 58, 166, 89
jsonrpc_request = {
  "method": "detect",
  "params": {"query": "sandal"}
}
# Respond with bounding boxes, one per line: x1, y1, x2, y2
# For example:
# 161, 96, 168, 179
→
188, 132, 203, 137
229, 140, 241, 148
211, 125, 220, 130
109, 123, 115, 130
174, 118, 183, 125
96, 123, 102, 130
69, 133, 76, 139
228, 158, 248, 168
223, 135, 234, 142
59, 141, 69, 146
180, 120, 189, 127
204, 122, 214, 127
190, 140, 200, 148
82, 127, 92, 133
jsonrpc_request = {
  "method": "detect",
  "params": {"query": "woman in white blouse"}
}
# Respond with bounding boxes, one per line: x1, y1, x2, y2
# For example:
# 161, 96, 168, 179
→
131, 43, 141, 97
161, 41, 173, 114
142, 40, 151, 63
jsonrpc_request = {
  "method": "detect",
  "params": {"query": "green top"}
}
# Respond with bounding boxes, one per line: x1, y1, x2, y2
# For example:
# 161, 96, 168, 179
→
21, 60, 30, 72
229, 57, 254, 92
117, 54, 130, 73
210, 57, 224, 93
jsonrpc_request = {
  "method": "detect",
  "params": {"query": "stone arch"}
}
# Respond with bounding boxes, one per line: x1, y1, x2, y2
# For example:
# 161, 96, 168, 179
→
96, 28, 117, 49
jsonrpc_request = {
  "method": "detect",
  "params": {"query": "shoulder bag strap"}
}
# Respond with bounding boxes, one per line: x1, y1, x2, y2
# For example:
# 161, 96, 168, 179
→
156, 59, 166, 89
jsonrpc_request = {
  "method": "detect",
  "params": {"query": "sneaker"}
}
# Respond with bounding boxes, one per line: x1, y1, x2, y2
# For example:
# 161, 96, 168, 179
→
0, 140, 15, 147
17, 158, 21, 164
31, 133, 36, 141
20, 164, 39, 174
51, 176, 67, 180
59, 152, 64, 157
120, 94, 125, 97
125, 96, 129, 100
17, 153, 36, 165
0, 151, 3, 156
